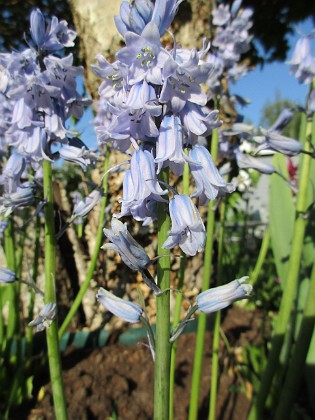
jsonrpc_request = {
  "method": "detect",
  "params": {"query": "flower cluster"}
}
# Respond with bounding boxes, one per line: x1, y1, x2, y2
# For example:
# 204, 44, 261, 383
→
287, 30, 315, 113
93, 0, 234, 257
0, 9, 89, 175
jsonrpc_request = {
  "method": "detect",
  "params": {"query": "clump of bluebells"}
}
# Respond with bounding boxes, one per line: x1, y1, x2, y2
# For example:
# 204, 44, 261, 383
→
93, 0, 252, 351
0, 9, 98, 327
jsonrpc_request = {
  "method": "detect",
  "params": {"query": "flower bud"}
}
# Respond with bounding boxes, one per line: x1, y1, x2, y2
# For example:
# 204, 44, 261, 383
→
96, 288, 142, 323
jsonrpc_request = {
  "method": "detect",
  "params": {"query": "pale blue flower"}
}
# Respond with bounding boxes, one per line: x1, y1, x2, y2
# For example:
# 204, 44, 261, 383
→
0, 153, 26, 193
269, 108, 294, 132
0, 267, 17, 284
28, 302, 57, 332
59, 138, 98, 170
288, 36, 315, 84
235, 150, 275, 174
96, 287, 142, 323
257, 128, 303, 156
155, 114, 194, 176
72, 188, 103, 218
115, 0, 154, 37
196, 276, 252, 313
116, 21, 171, 85
102, 219, 151, 271
189, 145, 235, 204
163, 194, 206, 256
151, 0, 184, 36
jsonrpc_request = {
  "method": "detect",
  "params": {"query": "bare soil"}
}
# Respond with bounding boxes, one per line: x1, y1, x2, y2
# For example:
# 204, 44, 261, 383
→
21, 306, 263, 420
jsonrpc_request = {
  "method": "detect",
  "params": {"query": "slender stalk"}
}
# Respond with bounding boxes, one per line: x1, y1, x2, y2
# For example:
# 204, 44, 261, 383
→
4, 218, 17, 340
43, 160, 68, 420
249, 227, 270, 287
26, 215, 41, 358
58, 149, 110, 339
154, 167, 171, 420
275, 257, 315, 419
169, 162, 189, 420
189, 127, 219, 420
248, 114, 314, 419
208, 199, 226, 420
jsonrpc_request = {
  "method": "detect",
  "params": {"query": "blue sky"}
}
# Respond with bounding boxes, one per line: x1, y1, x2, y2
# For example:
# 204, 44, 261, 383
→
231, 18, 314, 126
75, 18, 314, 149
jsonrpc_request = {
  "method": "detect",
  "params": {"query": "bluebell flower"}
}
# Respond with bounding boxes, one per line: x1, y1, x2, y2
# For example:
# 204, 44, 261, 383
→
96, 287, 143, 324
28, 302, 57, 332
116, 149, 167, 223
59, 138, 98, 170
163, 194, 206, 256
160, 48, 211, 112
151, 0, 184, 36
288, 36, 315, 84
115, 0, 154, 37
189, 145, 235, 204
0, 267, 17, 284
212, 4, 230, 26
91, 54, 128, 99
257, 128, 303, 156
269, 108, 294, 132
235, 149, 275, 174
196, 276, 252, 314
116, 21, 171, 85
0, 182, 36, 216
72, 188, 103, 218
155, 114, 193, 176
0, 153, 26, 193
102, 218, 151, 271
30, 9, 46, 48
180, 103, 221, 138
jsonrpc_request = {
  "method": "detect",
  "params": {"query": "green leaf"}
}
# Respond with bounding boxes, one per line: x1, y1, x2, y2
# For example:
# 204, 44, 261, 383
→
269, 154, 295, 286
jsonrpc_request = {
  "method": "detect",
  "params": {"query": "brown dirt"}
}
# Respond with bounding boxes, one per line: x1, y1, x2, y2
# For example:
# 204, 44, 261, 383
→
22, 306, 263, 420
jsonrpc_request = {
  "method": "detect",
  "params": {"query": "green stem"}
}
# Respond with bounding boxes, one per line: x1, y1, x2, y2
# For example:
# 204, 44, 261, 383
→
58, 149, 110, 339
4, 218, 17, 340
249, 114, 314, 419
275, 257, 315, 419
26, 215, 41, 359
154, 167, 171, 420
169, 162, 189, 420
43, 160, 68, 420
208, 199, 227, 420
249, 227, 270, 287
189, 127, 219, 420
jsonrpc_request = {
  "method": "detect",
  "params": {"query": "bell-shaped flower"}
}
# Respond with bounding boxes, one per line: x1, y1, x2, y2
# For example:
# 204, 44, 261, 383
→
159, 49, 210, 112
212, 4, 230, 26
0, 267, 17, 284
0, 182, 36, 216
72, 188, 103, 218
96, 288, 143, 324
196, 276, 252, 314
189, 145, 235, 204
179, 103, 221, 137
257, 128, 303, 156
115, 0, 154, 37
59, 138, 98, 170
151, 0, 184, 36
235, 150, 275, 174
117, 149, 167, 222
28, 302, 57, 332
288, 36, 315, 84
30, 9, 46, 48
102, 218, 151, 271
163, 194, 206, 256
116, 21, 171, 85
155, 114, 194, 176
0, 153, 26, 193
269, 108, 294, 132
